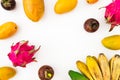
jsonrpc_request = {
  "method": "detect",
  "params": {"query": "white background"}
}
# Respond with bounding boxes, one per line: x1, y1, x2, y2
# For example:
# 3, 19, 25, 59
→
0, 0, 120, 80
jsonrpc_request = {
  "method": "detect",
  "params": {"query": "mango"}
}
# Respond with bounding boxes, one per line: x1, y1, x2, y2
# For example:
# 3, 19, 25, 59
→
0, 22, 17, 39
86, 0, 98, 4
23, 0, 44, 22
0, 66, 16, 80
54, 0, 77, 14
101, 35, 120, 50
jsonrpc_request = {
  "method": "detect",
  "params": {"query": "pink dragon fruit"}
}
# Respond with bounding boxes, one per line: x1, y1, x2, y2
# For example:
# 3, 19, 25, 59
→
105, 0, 120, 31
8, 40, 40, 67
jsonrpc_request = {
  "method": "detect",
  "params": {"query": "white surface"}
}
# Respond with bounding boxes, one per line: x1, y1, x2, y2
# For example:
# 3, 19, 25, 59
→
0, 0, 120, 80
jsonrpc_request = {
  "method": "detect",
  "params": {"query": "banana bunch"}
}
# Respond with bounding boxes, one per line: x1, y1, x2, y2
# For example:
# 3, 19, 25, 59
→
69, 53, 120, 80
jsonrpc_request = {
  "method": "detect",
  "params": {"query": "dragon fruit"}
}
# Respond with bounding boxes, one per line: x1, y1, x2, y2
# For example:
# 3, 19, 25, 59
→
8, 40, 40, 67
105, 0, 120, 31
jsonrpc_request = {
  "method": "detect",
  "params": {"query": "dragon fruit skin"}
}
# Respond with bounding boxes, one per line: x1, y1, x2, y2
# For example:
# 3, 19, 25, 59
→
105, 0, 120, 31
8, 40, 40, 67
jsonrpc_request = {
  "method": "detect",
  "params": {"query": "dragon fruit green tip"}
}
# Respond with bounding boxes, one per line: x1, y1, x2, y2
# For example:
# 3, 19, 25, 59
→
105, 0, 120, 31
8, 40, 40, 67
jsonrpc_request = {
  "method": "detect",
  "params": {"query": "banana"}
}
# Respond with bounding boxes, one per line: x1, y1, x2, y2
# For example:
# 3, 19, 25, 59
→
110, 55, 120, 80
98, 53, 110, 80
76, 60, 93, 80
109, 55, 115, 75
86, 56, 103, 80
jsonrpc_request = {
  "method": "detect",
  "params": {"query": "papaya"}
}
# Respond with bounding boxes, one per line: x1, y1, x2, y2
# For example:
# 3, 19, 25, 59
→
23, 0, 44, 22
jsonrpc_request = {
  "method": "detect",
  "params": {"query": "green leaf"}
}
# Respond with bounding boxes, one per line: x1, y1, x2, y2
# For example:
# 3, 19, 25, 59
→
68, 70, 88, 80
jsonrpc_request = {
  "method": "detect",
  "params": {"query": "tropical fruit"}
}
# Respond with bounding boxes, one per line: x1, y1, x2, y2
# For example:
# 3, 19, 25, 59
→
8, 40, 40, 67
86, 56, 103, 80
76, 61, 93, 80
0, 66, 16, 80
101, 35, 120, 50
69, 53, 120, 80
110, 55, 120, 80
104, 0, 120, 31
0, 22, 17, 39
98, 53, 110, 80
86, 0, 98, 4
54, 0, 77, 14
23, 0, 44, 22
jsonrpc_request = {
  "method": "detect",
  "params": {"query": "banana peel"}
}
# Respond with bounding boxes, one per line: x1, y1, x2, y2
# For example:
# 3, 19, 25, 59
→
86, 56, 103, 80
76, 60, 93, 80
98, 53, 110, 80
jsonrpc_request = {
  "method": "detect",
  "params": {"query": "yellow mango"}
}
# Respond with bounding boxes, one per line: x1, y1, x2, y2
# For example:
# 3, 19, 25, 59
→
0, 22, 17, 39
54, 0, 77, 14
86, 0, 98, 4
0, 66, 16, 80
101, 35, 120, 50
23, 0, 44, 22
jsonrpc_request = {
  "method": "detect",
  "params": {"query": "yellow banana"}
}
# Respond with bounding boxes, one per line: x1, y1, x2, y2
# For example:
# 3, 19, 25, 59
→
76, 60, 93, 80
86, 56, 103, 80
98, 53, 110, 80
110, 55, 120, 80
109, 55, 115, 75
